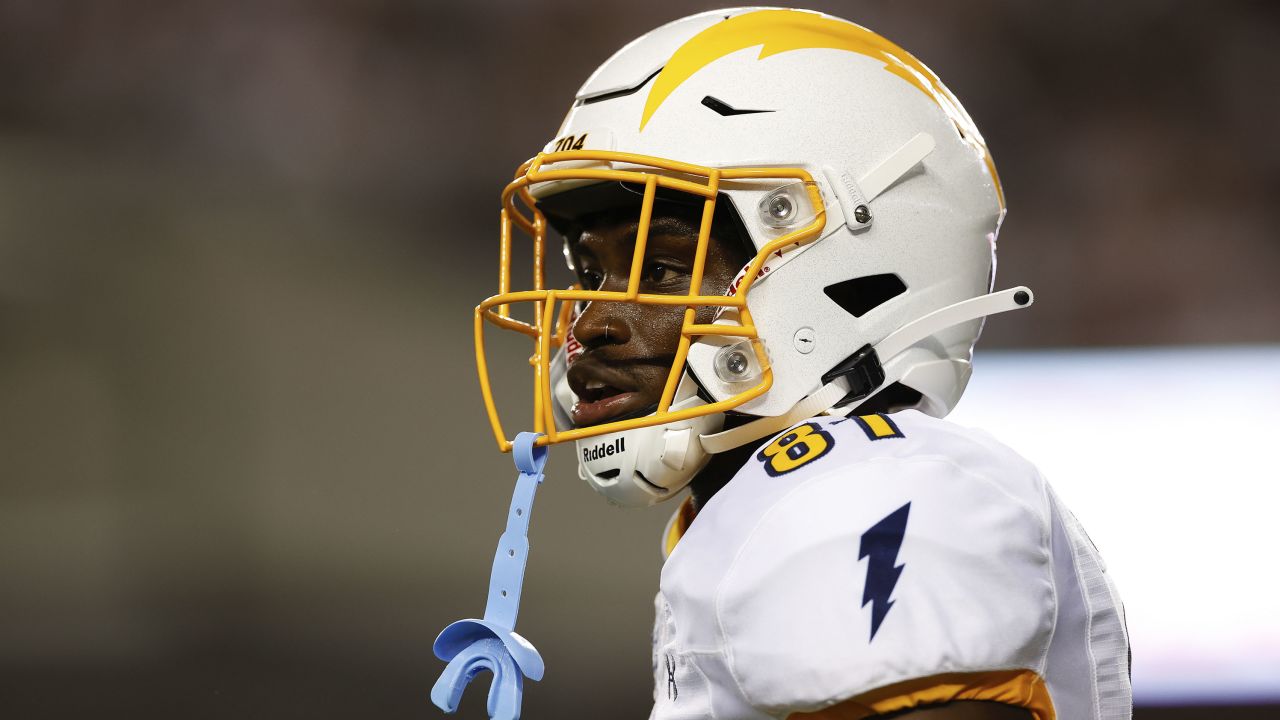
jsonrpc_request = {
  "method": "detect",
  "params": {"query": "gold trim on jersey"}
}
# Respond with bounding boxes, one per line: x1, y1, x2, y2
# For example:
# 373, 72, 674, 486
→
787, 669, 1055, 720
663, 496, 698, 559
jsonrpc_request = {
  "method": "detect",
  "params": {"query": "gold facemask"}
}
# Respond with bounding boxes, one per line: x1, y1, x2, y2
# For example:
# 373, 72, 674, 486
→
475, 149, 827, 452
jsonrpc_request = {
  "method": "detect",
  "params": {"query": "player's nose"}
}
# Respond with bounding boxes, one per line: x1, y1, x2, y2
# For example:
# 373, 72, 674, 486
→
572, 298, 633, 349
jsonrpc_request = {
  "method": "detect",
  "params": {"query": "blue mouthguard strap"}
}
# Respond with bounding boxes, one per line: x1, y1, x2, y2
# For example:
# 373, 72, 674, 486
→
483, 433, 547, 627
431, 432, 548, 719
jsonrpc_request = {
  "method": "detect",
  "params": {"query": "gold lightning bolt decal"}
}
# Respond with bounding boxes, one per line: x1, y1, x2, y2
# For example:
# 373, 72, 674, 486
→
640, 9, 1003, 208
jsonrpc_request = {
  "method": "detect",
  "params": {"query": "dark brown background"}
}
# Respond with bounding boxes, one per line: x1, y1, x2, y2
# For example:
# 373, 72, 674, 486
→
1, 1, 1277, 717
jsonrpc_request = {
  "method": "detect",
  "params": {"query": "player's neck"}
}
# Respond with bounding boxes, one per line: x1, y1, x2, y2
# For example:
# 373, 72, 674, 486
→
688, 440, 759, 514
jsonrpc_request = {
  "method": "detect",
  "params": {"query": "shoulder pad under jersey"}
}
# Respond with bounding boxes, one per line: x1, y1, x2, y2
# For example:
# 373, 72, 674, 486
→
659, 411, 1054, 715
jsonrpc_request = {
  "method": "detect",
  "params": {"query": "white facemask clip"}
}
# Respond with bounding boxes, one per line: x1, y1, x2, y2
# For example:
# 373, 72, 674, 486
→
823, 132, 936, 231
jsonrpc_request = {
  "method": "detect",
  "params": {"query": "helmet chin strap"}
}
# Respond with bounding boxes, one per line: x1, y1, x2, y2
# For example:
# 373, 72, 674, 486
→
698, 286, 1034, 454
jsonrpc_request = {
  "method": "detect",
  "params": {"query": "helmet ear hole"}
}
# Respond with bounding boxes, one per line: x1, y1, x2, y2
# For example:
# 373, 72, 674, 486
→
822, 273, 907, 318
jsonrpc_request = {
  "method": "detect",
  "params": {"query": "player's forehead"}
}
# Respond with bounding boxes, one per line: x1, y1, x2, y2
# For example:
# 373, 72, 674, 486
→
570, 212, 704, 254
540, 181, 744, 257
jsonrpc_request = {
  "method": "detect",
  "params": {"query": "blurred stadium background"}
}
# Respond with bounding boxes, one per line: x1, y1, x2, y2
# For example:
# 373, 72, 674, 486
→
1, 1, 1277, 717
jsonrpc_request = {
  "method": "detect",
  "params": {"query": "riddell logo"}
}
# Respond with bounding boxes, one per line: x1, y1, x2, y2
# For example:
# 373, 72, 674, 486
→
583, 437, 625, 462
564, 329, 584, 365
725, 250, 785, 297
564, 309, 584, 365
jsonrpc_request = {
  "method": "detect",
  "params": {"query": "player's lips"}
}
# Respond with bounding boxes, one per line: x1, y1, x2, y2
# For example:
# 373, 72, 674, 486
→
572, 390, 646, 427
567, 361, 654, 427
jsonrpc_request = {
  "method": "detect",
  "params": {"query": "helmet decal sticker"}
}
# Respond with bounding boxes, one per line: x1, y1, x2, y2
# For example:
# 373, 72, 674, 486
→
644, 9, 947, 130
640, 8, 1002, 206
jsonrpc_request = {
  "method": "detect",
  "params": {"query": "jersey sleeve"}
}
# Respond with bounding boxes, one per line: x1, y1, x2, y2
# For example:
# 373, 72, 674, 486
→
714, 453, 1056, 716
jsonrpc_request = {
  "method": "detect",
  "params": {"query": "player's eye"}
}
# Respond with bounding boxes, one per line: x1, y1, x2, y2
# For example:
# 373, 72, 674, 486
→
580, 269, 604, 290
641, 261, 680, 285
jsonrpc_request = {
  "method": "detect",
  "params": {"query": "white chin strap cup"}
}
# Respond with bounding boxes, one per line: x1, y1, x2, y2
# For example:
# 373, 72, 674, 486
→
699, 286, 1034, 455
573, 373, 724, 508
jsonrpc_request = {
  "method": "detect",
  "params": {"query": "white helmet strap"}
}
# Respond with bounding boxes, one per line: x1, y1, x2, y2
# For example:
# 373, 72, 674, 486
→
699, 286, 1034, 454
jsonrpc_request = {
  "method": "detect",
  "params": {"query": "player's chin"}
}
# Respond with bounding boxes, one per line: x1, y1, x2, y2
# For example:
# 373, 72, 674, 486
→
571, 389, 659, 428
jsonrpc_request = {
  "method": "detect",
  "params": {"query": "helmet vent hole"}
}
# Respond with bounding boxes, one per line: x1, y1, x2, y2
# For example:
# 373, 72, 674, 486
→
596, 468, 621, 480
823, 274, 907, 318
700, 95, 774, 117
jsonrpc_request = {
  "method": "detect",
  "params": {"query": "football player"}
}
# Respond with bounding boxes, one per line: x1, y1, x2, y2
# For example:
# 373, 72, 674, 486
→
470, 8, 1131, 719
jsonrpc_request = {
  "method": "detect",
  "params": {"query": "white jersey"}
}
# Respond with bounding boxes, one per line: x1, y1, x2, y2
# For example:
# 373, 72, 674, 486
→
651, 411, 1130, 720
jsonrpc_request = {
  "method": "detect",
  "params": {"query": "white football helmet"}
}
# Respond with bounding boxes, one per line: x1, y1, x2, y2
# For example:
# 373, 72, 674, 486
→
474, 7, 1031, 507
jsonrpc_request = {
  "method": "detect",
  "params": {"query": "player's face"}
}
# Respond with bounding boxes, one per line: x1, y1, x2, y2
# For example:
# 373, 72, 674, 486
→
565, 209, 749, 427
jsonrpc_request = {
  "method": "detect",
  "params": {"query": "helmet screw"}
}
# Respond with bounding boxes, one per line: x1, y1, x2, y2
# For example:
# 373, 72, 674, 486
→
793, 327, 816, 354
724, 350, 750, 376
768, 196, 794, 221
714, 341, 764, 383
1014, 290, 1030, 305
853, 205, 871, 224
